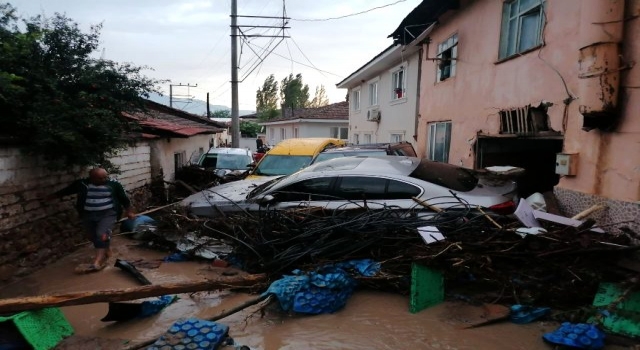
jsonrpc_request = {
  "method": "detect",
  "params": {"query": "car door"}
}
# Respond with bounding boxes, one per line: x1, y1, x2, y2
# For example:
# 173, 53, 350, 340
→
267, 177, 337, 211
330, 176, 423, 211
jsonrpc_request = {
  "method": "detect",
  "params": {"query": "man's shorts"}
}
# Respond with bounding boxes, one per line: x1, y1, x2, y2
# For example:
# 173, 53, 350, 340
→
82, 209, 117, 249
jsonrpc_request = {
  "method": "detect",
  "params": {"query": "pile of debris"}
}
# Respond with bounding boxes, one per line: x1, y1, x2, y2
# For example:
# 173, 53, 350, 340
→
144, 196, 638, 312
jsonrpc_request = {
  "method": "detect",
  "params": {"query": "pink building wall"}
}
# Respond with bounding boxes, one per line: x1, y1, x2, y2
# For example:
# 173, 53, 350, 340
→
416, 0, 639, 203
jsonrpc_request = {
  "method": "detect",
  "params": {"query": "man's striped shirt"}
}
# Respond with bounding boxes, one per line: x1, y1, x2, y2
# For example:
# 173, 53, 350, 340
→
84, 184, 114, 211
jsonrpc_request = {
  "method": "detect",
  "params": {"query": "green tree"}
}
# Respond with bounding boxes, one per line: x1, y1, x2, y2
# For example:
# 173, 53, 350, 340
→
309, 85, 330, 108
239, 121, 262, 138
256, 74, 279, 120
280, 73, 310, 109
210, 109, 230, 118
0, 4, 161, 170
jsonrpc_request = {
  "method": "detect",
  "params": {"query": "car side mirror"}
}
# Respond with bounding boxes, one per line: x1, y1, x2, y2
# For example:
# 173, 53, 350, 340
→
255, 194, 275, 205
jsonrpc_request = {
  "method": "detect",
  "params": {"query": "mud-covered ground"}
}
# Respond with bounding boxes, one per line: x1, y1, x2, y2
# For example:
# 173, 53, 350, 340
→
0, 237, 630, 350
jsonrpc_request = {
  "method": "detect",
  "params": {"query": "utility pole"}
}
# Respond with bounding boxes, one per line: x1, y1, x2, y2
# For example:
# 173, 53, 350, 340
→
169, 83, 198, 109
206, 92, 211, 118
229, 0, 290, 147
230, 0, 240, 147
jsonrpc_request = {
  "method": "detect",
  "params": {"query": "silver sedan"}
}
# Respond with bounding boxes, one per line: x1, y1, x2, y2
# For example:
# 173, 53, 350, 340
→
183, 156, 520, 218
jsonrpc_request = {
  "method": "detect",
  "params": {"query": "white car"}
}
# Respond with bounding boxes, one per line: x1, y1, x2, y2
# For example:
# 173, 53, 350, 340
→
183, 156, 520, 218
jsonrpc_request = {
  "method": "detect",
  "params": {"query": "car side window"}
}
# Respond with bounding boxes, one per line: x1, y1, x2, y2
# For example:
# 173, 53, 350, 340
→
337, 176, 387, 200
275, 177, 335, 201
387, 180, 421, 199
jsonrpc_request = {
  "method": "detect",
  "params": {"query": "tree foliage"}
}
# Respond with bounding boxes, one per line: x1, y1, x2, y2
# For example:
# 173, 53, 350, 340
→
0, 4, 162, 170
280, 73, 310, 110
308, 85, 330, 108
256, 74, 279, 121
210, 109, 230, 119
240, 121, 262, 138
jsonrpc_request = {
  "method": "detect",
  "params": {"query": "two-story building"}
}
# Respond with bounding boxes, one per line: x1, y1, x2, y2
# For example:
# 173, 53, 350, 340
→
388, 0, 639, 229
336, 44, 421, 147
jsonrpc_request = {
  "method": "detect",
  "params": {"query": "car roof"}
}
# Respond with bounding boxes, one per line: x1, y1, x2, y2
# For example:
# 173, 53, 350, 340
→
302, 156, 421, 176
320, 147, 388, 153
206, 147, 251, 155
267, 138, 346, 156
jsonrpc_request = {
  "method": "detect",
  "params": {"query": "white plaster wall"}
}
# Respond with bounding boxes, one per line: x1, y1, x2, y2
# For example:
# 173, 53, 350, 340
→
265, 121, 349, 145
149, 135, 212, 182
348, 52, 420, 147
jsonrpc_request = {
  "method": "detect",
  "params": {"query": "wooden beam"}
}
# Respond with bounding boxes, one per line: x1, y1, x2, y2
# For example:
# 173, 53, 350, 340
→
0, 274, 265, 314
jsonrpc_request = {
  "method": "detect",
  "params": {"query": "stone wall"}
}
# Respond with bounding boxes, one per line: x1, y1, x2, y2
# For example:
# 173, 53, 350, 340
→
0, 143, 153, 281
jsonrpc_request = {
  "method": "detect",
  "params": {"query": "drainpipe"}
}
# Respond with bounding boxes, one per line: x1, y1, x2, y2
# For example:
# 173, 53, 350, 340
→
414, 47, 423, 146
578, 0, 625, 131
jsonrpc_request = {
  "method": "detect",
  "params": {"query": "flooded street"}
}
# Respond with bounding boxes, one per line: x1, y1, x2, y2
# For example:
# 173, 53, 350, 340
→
0, 237, 624, 349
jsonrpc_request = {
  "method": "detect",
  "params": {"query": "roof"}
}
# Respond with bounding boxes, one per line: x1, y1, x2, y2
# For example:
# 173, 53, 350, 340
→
261, 102, 348, 123
124, 100, 225, 137
388, 0, 460, 45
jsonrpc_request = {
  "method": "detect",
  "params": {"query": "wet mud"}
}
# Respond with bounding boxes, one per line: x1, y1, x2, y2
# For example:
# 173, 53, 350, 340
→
0, 237, 628, 349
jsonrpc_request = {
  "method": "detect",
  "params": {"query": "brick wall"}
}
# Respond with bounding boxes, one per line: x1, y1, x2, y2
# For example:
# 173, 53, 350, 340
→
0, 143, 153, 281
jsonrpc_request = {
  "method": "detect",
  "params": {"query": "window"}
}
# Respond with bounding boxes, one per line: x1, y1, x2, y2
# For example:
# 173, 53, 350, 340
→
354, 133, 360, 145
390, 133, 403, 143
351, 90, 361, 111
330, 127, 348, 140
427, 122, 452, 163
280, 128, 286, 140
363, 134, 372, 144
174, 151, 186, 174
338, 177, 387, 200
499, 0, 545, 59
437, 34, 458, 81
294, 127, 299, 138
369, 81, 378, 106
336, 177, 421, 200
277, 177, 336, 201
391, 68, 405, 100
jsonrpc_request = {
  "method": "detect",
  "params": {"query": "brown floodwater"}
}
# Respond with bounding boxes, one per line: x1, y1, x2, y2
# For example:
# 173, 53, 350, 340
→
0, 237, 627, 349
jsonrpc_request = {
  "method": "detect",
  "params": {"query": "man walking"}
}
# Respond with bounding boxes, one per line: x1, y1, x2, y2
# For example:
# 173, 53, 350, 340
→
46, 168, 135, 272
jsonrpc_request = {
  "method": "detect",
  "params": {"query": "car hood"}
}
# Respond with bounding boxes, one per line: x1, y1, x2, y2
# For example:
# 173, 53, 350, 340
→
181, 176, 278, 208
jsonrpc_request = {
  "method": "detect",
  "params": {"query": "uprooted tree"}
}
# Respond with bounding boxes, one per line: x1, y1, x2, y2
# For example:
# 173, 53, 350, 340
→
0, 3, 162, 170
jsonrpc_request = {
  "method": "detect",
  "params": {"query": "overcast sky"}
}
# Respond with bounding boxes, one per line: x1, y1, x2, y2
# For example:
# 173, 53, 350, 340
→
10, 0, 421, 112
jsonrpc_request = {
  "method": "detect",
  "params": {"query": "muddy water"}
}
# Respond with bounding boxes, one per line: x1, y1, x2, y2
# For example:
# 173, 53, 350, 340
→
0, 237, 621, 349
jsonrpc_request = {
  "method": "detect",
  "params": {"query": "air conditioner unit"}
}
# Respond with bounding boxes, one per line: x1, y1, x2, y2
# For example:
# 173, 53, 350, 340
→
367, 108, 381, 122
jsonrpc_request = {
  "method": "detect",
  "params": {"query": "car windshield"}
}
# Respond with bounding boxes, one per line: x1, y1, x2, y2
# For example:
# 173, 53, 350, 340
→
253, 155, 313, 176
247, 176, 286, 198
409, 159, 479, 192
201, 154, 252, 170
313, 150, 387, 164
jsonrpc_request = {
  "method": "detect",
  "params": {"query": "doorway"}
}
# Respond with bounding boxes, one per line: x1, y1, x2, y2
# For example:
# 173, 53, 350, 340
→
476, 137, 563, 198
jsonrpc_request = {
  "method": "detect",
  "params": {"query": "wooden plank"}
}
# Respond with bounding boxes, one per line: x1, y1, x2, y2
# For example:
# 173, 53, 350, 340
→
0, 274, 266, 314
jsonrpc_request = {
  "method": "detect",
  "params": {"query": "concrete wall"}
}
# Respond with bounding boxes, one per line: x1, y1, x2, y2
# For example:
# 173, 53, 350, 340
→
415, 0, 639, 204
0, 143, 153, 281
149, 134, 212, 182
349, 52, 420, 147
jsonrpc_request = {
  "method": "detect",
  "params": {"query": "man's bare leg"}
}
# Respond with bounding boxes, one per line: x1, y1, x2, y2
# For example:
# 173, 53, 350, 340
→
93, 248, 107, 267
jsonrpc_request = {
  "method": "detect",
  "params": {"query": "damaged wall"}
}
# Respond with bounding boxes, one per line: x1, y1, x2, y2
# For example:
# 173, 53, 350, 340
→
0, 143, 153, 281
416, 0, 639, 207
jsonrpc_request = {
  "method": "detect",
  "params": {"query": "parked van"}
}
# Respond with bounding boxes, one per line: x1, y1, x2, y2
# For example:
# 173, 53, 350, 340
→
248, 138, 345, 177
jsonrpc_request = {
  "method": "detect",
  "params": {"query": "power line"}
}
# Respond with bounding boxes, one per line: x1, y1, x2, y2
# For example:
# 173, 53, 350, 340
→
245, 41, 341, 77
287, 31, 326, 78
291, 0, 407, 21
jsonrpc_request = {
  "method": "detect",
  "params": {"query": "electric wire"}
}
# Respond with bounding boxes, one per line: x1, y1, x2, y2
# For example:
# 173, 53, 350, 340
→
291, 0, 408, 21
